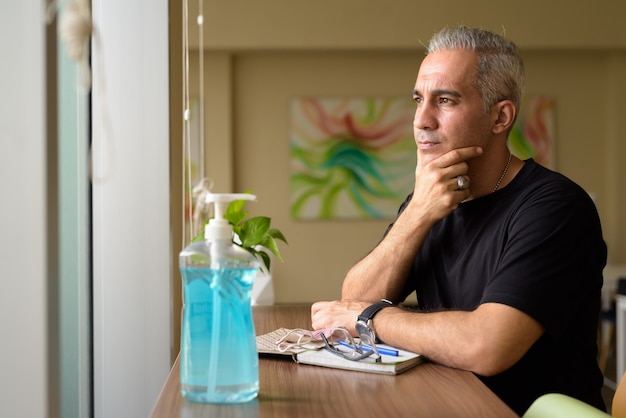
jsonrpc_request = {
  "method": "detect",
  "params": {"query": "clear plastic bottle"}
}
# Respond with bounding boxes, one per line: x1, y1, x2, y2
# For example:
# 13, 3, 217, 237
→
179, 193, 260, 403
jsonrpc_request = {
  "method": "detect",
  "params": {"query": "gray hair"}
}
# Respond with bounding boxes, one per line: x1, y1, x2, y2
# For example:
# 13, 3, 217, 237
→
427, 26, 525, 114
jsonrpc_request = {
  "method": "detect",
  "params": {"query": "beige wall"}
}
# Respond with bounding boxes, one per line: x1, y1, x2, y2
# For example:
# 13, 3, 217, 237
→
187, 0, 626, 50
173, 1, 626, 309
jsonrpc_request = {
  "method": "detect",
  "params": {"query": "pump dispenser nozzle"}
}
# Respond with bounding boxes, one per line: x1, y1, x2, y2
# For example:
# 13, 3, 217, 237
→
205, 193, 257, 242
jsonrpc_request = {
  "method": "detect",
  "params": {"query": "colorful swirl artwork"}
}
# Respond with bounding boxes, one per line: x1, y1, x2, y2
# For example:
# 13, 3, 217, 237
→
508, 96, 555, 168
290, 97, 416, 220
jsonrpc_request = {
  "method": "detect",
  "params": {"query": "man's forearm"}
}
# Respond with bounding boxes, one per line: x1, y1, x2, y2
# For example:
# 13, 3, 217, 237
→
373, 303, 544, 376
341, 201, 434, 302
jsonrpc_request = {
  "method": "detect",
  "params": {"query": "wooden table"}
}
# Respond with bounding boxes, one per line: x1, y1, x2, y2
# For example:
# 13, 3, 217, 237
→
150, 305, 518, 417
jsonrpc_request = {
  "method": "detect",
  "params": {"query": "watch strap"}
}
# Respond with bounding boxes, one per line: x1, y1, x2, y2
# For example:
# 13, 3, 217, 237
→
357, 299, 393, 323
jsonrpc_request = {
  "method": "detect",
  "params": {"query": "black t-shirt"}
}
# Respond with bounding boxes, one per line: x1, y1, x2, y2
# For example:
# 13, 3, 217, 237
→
392, 160, 607, 415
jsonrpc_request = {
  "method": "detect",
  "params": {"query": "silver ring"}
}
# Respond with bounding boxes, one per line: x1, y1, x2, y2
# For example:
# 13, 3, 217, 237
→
456, 175, 470, 190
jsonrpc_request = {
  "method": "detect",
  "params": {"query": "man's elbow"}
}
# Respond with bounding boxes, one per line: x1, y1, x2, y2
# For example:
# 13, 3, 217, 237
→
470, 359, 510, 377
464, 342, 522, 377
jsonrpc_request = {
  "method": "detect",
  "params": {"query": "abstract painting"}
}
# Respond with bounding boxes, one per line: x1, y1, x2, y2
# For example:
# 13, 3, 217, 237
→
508, 96, 556, 169
290, 97, 416, 220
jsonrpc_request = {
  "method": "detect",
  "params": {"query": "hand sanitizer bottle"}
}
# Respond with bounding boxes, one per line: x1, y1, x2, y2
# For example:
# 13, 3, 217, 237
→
179, 193, 260, 403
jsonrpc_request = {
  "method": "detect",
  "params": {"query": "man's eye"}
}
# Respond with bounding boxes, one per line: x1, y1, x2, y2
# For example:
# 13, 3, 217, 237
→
413, 97, 422, 104
439, 97, 450, 104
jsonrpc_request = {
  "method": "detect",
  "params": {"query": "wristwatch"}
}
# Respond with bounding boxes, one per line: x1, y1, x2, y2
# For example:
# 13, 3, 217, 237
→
355, 299, 393, 343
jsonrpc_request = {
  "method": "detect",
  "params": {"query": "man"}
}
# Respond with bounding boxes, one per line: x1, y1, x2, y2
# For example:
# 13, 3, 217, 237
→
311, 26, 607, 415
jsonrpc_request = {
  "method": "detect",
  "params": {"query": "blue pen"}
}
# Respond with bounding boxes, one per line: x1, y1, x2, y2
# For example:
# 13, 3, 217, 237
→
337, 340, 399, 357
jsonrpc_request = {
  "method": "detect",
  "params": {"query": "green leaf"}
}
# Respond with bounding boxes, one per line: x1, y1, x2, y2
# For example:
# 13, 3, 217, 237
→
232, 224, 243, 240
259, 235, 283, 262
256, 251, 271, 272
227, 198, 248, 214
225, 209, 248, 226
267, 228, 287, 244
240, 216, 270, 247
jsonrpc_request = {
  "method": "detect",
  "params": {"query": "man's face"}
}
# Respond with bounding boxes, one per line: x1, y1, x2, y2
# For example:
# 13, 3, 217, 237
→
412, 49, 494, 165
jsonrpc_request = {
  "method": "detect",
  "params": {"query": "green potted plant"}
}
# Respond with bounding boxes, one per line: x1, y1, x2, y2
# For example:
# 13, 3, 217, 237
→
193, 196, 287, 273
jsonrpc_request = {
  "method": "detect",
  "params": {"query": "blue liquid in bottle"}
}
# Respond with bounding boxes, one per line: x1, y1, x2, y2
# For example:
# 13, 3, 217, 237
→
179, 240, 260, 403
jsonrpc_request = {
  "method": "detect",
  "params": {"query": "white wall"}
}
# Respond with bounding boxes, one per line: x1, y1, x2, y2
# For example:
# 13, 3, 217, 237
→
0, 1, 53, 417
92, 0, 172, 417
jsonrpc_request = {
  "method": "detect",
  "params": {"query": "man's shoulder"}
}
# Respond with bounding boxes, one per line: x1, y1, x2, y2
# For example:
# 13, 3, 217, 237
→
516, 159, 590, 201
519, 159, 570, 184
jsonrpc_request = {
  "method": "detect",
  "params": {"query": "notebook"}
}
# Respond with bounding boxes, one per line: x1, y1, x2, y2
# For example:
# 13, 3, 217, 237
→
256, 327, 424, 375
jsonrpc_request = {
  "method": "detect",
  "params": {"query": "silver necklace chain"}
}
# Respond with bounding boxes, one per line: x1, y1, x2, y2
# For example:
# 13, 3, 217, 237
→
493, 152, 512, 193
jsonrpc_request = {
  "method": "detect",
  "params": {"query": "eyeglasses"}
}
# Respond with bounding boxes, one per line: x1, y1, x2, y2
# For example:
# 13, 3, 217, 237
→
321, 331, 381, 362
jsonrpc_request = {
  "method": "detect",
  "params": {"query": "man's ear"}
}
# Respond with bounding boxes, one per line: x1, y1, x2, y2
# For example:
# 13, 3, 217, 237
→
492, 100, 517, 134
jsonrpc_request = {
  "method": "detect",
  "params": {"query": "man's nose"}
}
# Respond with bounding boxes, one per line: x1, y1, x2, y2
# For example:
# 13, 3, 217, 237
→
414, 103, 438, 131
